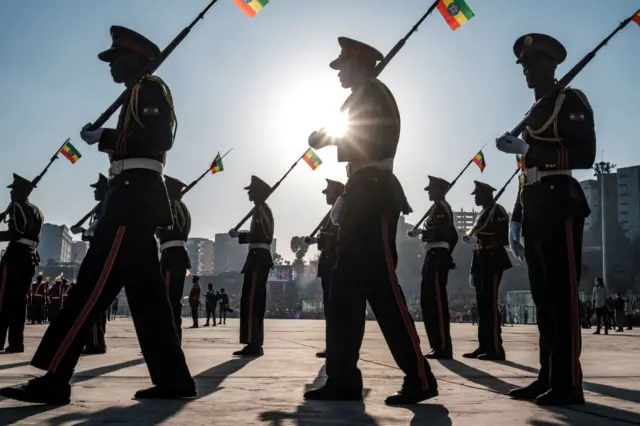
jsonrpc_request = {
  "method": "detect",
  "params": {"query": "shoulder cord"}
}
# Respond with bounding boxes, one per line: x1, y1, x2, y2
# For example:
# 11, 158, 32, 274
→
116, 75, 178, 153
10, 203, 27, 234
171, 200, 185, 231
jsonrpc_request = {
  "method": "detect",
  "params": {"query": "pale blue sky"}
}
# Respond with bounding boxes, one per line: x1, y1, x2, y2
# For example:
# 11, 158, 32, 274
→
1, 0, 639, 260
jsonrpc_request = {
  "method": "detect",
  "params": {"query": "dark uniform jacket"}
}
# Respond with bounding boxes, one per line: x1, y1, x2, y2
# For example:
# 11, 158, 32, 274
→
422, 200, 458, 254
205, 290, 218, 308
317, 216, 338, 277
157, 199, 192, 268
336, 78, 411, 247
82, 201, 104, 243
3, 200, 43, 266
239, 202, 274, 272
468, 204, 512, 274
97, 76, 175, 229
48, 284, 63, 306
512, 87, 596, 231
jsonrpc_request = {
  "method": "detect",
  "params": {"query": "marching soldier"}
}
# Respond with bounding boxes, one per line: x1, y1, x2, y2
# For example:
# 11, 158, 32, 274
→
305, 178, 344, 359
0, 25, 194, 404
60, 278, 71, 307
496, 33, 595, 405
157, 175, 191, 341
408, 176, 458, 359
461, 181, 511, 361
304, 37, 437, 405
81, 173, 109, 355
0, 173, 43, 353
47, 279, 63, 323
229, 175, 274, 357
28, 273, 46, 324
188, 275, 201, 328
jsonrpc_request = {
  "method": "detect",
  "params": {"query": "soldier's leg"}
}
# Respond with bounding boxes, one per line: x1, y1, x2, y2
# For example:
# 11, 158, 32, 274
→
250, 266, 269, 348
540, 218, 583, 401
437, 264, 453, 354
481, 271, 505, 356
239, 269, 256, 346
5, 261, 35, 351
166, 265, 186, 339
364, 216, 437, 403
468, 272, 487, 356
420, 259, 439, 352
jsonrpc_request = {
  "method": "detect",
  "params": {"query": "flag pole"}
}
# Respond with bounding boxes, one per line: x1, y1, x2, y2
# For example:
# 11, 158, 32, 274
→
31, 137, 70, 188
181, 148, 233, 196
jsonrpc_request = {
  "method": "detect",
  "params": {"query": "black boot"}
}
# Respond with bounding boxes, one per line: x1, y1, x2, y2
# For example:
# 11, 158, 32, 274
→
3, 346, 24, 353
232, 345, 263, 357
315, 350, 326, 358
303, 384, 362, 401
385, 377, 439, 406
0, 374, 71, 405
535, 388, 585, 406
462, 348, 483, 359
477, 351, 506, 361
134, 385, 196, 400
425, 349, 452, 360
508, 380, 548, 400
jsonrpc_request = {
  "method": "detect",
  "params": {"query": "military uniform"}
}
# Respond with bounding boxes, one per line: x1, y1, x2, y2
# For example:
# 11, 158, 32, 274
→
463, 181, 512, 360
188, 278, 201, 328
0, 26, 194, 405
232, 175, 274, 357
0, 174, 43, 353
304, 38, 437, 405
83, 174, 109, 355
28, 274, 46, 324
204, 286, 218, 326
312, 179, 343, 358
157, 175, 191, 340
500, 34, 595, 406
47, 281, 63, 323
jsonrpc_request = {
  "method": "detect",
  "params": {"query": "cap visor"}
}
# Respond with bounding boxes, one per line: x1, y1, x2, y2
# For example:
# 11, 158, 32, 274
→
321, 189, 328, 194
98, 48, 117, 62
244, 185, 251, 190
329, 58, 343, 70
424, 186, 430, 191
6, 184, 13, 189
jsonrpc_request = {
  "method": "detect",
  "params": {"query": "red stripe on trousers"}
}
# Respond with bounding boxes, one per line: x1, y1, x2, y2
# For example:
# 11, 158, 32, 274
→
0, 265, 7, 314
381, 216, 428, 391
434, 272, 446, 352
49, 226, 126, 373
492, 273, 499, 353
246, 271, 257, 344
565, 218, 580, 387
164, 270, 171, 299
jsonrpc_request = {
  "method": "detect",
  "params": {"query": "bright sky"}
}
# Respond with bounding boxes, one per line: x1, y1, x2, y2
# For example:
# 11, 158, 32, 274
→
1, 0, 639, 261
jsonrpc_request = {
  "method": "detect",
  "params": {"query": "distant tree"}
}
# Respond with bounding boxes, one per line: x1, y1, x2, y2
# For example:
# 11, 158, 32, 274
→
290, 236, 309, 276
273, 253, 284, 265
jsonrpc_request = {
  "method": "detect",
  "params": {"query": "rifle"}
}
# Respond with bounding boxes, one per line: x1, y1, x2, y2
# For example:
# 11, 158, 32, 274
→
303, 210, 332, 244
90, 0, 219, 129
181, 148, 233, 196
507, 8, 640, 138
409, 144, 487, 233
69, 204, 100, 234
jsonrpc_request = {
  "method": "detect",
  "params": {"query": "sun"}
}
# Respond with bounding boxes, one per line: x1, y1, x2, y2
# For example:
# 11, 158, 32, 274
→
323, 111, 349, 138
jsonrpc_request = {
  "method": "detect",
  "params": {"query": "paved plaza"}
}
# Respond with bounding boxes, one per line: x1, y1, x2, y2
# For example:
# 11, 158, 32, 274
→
0, 318, 638, 425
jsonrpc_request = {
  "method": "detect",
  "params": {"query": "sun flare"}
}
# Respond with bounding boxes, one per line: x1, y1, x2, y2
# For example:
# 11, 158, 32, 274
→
323, 111, 349, 138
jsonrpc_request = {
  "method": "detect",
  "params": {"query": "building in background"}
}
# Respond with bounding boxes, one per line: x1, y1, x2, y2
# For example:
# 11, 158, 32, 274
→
71, 241, 88, 263
213, 233, 248, 274
453, 209, 478, 233
616, 165, 640, 241
186, 238, 215, 275
271, 238, 277, 258
580, 179, 600, 233
39, 224, 73, 265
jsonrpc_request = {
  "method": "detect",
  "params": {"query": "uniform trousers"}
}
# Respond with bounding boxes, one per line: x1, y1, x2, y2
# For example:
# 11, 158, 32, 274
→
318, 249, 336, 348
160, 250, 188, 341
84, 311, 107, 352
472, 270, 504, 354
326, 215, 434, 392
48, 303, 61, 323
190, 305, 199, 327
219, 303, 228, 323
205, 303, 217, 325
31, 223, 193, 387
420, 248, 453, 355
239, 264, 270, 347
0, 248, 36, 350
524, 217, 584, 392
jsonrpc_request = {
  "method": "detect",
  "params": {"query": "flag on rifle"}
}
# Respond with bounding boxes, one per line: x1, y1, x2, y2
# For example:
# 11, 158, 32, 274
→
302, 148, 322, 171
59, 140, 82, 164
516, 154, 523, 169
234, 0, 269, 18
437, 0, 475, 31
632, 11, 640, 26
210, 152, 224, 174
472, 150, 486, 172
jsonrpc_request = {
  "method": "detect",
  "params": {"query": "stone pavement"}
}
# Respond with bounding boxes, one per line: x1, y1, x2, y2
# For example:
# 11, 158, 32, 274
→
0, 318, 639, 425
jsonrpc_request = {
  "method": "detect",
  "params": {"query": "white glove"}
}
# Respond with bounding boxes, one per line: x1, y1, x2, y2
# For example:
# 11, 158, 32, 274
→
462, 235, 477, 245
330, 195, 345, 225
80, 123, 104, 145
407, 229, 421, 238
228, 229, 239, 238
509, 221, 525, 262
308, 129, 332, 150
469, 275, 475, 288
496, 132, 530, 155
70, 225, 84, 235
304, 236, 318, 245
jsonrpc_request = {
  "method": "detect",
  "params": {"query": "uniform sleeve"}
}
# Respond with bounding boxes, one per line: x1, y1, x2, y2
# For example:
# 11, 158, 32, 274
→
525, 89, 596, 171
238, 203, 274, 244
7, 202, 27, 241
99, 79, 174, 155
337, 80, 400, 161
493, 205, 510, 246
423, 201, 454, 242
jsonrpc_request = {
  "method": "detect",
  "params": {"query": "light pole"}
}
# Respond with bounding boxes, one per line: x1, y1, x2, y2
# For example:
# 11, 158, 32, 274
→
593, 161, 616, 286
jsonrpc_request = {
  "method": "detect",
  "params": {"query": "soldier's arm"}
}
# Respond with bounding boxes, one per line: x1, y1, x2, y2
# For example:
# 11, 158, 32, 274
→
471, 211, 493, 236
525, 89, 596, 171
423, 201, 453, 241
493, 205, 510, 246
238, 204, 274, 244
99, 79, 174, 155
338, 81, 399, 160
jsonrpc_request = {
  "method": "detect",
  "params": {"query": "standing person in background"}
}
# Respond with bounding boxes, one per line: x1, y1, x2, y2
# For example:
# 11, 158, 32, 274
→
219, 289, 230, 325
592, 278, 608, 335
625, 297, 633, 330
614, 293, 625, 332
204, 284, 218, 327
188, 276, 201, 329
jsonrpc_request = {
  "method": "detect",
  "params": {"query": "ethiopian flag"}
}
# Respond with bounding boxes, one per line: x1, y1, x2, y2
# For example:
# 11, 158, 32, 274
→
437, 0, 474, 31
210, 152, 224, 174
516, 154, 523, 169
472, 150, 486, 172
633, 11, 640, 27
233, 0, 268, 18
59, 140, 81, 164
302, 148, 322, 171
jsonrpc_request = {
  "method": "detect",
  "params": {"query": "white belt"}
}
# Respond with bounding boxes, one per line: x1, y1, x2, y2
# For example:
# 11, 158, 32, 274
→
523, 168, 571, 186
426, 242, 449, 250
249, 243, 271, 251
347, 158, 394, 177
109, 158, 164, 177
16, 238, 38, 248
51, 297, 60, 300
160, 240, 186, 251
